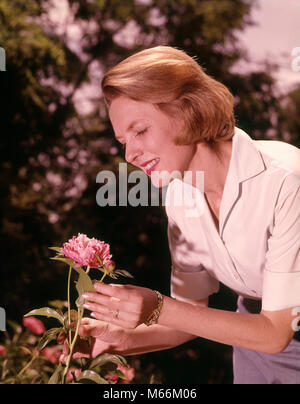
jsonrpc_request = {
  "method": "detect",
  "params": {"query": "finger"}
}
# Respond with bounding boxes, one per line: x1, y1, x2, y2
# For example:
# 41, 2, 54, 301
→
59, 340, 69, 363
83, 302, 110, 315
94, 283, 138, 302
59, 353, 67, 364
63, 339, 69, 356
90, 310, 136, 329
78, 318, 95, 337
85, 303, 137, 322
73, 351, 91, 359
83, 301, 138, 317
68, 321, 77, 330
82, 292, 138, 313
78, 318, 110, 338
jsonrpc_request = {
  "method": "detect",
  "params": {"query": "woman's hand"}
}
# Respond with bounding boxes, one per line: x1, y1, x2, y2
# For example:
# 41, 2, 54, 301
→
82, 283, 158, 329
59, 317, 129, 362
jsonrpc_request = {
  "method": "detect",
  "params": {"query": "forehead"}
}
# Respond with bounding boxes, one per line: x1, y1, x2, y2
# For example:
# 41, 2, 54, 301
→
109, 96, 167, 132
109, 97, 155, 121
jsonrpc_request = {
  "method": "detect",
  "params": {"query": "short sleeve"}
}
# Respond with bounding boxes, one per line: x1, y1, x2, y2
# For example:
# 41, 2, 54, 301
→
262, 175, 300, 311
168, 216, 219, 303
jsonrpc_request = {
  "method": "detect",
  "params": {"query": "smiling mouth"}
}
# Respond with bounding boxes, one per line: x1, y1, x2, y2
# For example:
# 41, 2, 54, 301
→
144, 158, 160, 175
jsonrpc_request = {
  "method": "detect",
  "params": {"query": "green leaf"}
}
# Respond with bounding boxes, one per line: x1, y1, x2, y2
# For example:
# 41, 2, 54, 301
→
20, 346, 33, 355
48, 247, 62, 254
63, 309, 78, 324
109, 369, 127, 380
89, 353, 127, 370
1, 377, 17, 384
38, 327, 62, 350
50, 256, 75, 267
48, 363, 63, 384
77, 370, 109, 384
6, 319, 22, 334
107, 272, 118, 279
48, 299, 68, 310
24, 307, 64, 325
73, 267, 95, 308
114, 269, 134, 279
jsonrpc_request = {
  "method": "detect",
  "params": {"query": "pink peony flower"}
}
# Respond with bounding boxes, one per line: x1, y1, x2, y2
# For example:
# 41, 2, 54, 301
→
105, 259, 116, 272
41, 346, 61, 364
107, 372, 119, 383
62, 233, 113, 268
67, 367, 81, 382
107, 363, 135, 384
0, 345, 6, 356
23, 316, 46, 335
117, 363, 135, 384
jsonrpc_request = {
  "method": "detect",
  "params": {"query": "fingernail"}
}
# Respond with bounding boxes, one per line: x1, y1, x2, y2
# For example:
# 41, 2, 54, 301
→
82, 294, 88, 299
90, 312, 96, 318
83, 303, 90, 309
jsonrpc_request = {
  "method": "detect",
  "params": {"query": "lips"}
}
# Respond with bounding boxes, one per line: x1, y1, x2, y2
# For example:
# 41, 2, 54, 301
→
141, 158, 160, 175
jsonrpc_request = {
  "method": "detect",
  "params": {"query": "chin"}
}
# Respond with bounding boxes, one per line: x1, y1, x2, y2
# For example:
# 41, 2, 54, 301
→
150, 170, 173, 189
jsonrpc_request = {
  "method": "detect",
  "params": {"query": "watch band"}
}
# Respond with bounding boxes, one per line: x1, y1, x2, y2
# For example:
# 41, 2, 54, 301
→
144, 290, 164, 326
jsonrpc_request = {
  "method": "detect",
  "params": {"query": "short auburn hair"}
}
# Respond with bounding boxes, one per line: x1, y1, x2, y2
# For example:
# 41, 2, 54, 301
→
101, 46, 235, 145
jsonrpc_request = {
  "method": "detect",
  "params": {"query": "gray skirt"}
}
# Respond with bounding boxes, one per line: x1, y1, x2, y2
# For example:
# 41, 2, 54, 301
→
233, 297, 300, 384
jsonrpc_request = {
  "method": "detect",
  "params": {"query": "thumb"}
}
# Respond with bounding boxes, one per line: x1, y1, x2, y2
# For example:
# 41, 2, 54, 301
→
59, 339, 69, 364
78, 318, 109, 338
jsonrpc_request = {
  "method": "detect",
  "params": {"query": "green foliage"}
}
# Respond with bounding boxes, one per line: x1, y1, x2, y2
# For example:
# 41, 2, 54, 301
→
24, 308, 65, 326
0, 317, 131, 384
278, 85, 300, 148
20, 242, 133, 384
2, 238, 134, 384
0, 0, 299, 384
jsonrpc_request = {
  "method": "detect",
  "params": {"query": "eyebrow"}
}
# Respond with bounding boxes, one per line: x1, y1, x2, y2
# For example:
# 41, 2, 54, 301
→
127, 120, 141, 131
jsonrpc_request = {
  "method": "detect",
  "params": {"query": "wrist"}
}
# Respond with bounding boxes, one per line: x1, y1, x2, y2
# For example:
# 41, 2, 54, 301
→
144, 290, 164, 326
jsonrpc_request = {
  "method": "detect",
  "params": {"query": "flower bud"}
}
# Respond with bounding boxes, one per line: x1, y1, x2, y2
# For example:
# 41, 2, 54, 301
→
105, 260, 116, 273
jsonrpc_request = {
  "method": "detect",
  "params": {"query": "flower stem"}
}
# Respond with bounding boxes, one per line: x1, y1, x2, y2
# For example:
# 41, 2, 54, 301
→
17, 352, 39, 379
67, 265, 72, 347
99, 269, 107, 283
62, 265, 105, 383
62, 306, 83, 384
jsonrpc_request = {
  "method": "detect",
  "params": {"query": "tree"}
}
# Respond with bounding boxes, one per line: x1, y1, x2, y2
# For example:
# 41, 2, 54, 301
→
278, 85, 300, 148
0, 0, 298, 383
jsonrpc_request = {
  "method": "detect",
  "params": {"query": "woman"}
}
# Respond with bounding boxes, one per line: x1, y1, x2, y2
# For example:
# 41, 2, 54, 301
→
74, 46, 300, 384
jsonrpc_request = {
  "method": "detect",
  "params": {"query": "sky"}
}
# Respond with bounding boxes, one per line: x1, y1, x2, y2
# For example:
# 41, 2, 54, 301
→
48, 0, 300, 114
237, 0, 300, 91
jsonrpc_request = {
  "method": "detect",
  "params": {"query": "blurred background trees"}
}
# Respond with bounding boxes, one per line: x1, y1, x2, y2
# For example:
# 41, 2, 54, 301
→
0, 0, 299, 383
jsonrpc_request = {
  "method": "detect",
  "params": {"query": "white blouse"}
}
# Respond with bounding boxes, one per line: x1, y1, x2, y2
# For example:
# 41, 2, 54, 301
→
165, 128, 300, 311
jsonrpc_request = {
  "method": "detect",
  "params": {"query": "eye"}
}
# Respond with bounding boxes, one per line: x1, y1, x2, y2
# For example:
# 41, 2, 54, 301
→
135, 128, 147, 137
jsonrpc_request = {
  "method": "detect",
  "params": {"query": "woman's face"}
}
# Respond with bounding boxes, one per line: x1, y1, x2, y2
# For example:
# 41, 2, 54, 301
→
109, 96, 196, 188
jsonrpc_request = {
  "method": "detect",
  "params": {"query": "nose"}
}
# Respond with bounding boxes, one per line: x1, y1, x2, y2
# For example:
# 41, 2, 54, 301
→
125, 138, 143, 166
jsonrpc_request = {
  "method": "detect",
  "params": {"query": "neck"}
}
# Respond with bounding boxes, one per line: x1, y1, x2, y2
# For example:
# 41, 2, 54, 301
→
187, 140, 233, 195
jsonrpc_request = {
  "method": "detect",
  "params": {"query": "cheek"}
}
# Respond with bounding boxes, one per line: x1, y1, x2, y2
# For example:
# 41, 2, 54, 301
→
163, 148, 189, 170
